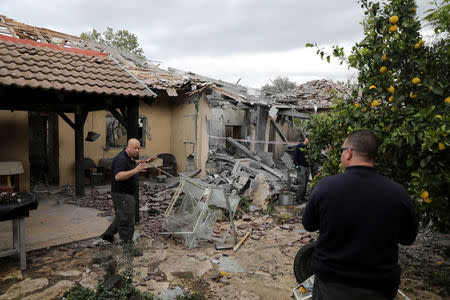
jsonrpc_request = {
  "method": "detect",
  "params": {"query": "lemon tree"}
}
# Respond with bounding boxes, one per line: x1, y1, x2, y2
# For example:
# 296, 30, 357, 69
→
305, 0, 449, 231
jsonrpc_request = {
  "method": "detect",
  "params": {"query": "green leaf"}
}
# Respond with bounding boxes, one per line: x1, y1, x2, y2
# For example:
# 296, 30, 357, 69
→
326, 56, 331, 63
420, 155, 432, 168
407, 155, 414, 167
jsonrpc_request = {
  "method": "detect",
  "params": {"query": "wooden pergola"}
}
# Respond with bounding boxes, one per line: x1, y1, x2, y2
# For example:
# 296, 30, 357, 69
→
0, 34, 156, 196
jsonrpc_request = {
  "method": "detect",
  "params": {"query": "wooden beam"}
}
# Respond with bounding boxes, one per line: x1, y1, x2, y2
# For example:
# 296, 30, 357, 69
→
226, 137, 261, 162
270, 119, 287, 142
119, 106, 128, 121
57, 112, 75, 130
107, 107, 127, 129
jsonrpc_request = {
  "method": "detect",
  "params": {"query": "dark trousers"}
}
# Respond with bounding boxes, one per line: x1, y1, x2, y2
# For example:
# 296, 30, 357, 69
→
312, 276, 393, 300
103, 193, 136, 242
296, 166, 310, 202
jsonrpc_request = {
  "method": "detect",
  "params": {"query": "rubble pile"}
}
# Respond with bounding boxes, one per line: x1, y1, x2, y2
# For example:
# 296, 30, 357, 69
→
265, 79, 351, 110
75, 184, 176, 236
138, 184, 175, 236
79, 190, 114, 217
202, 149, 294, 208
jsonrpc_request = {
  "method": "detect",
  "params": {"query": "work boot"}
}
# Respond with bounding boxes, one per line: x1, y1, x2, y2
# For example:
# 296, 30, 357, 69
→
101, 233, 114, 243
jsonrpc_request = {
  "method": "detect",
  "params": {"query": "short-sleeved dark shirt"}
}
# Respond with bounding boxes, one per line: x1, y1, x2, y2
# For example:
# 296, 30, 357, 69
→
111, 149, 138, 195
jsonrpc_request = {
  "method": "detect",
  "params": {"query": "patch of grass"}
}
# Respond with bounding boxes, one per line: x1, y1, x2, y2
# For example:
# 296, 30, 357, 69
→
425, 271, 450, 295
61, 268, 154, 300
276, 212, 292, 224
176, 293, 207, 300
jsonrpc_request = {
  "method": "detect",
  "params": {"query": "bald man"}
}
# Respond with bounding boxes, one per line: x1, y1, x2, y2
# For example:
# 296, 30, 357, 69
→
302, 129, 418, 299
101, 138, 156, 256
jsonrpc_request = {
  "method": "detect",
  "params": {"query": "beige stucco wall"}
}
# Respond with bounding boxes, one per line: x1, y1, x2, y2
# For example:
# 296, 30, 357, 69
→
196, 95, 212, 177
0, 111, 30, 191
170, 99, 196, 173
58, 100, 174, 185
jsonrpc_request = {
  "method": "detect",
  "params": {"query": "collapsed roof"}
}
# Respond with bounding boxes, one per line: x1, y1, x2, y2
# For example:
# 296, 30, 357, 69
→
0, 14, 350, 112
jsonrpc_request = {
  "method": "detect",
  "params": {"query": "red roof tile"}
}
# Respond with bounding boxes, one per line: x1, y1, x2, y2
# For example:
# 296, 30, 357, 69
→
0, 34, 155, 98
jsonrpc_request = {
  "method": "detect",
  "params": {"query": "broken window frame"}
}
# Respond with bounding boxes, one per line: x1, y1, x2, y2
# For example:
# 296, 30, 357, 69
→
161, 176, 239, 249
105, 114, 148, 148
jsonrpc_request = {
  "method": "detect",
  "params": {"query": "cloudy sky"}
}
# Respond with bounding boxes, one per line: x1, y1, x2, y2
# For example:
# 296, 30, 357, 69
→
1, 0, 433, 88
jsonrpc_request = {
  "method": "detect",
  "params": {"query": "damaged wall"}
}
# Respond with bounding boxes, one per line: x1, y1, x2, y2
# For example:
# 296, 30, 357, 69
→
0, 111, 30, 191
170, 92, 211, 176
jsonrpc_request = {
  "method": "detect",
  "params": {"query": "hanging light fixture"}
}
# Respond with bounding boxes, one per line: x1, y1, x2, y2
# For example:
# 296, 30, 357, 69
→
85, 112, 101, 142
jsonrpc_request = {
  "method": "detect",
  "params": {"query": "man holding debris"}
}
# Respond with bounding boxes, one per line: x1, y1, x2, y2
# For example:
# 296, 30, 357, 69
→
302, 129, 418, 299
101, 138, 156, 256
294, 137, 310, 203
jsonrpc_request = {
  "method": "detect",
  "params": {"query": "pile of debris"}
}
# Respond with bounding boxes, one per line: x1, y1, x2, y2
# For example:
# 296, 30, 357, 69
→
202, 137, 296, 210
265, 79, 351, 110
76, 184, 176, 236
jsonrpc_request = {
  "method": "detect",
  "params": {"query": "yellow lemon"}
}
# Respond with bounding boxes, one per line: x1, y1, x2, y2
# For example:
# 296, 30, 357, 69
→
412, 77, 421, 85
380, 66, 388, 73
410, 91, 417, 99
389, 95, 394, 103
371, 100, 380, 107
415, 42, 421, 49
389, 15, 399, 24
369, 85, 377, 90
439, 142, 446, 151
435, 115, 442, 119
382, 54, 388, 61
299, 286, 307, 294
420, 191, 429, 199
354, 103, 360, 108
391, 106, 396, 111
445, 96, 450, 103
419, 39, 425, 44
423, 197, 432, 204
387, 85, 395, 93
363, 107, 367, 112
437, 261, 443, 266
389, 24, 398, 32
409, 7, 417, 12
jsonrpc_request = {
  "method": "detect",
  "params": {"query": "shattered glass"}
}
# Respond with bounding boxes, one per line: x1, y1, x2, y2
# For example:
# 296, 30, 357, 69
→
162, 176, 239, 248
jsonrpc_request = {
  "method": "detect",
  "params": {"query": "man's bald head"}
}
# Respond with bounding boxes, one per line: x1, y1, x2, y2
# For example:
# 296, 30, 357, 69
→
125, 138, 141, 159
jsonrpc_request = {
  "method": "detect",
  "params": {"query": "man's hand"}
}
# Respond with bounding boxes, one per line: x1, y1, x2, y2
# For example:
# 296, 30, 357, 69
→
136, 162, 149, 173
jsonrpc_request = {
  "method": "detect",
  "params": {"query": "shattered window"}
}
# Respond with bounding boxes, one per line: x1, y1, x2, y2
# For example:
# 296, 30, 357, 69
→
105, 114, 147, 148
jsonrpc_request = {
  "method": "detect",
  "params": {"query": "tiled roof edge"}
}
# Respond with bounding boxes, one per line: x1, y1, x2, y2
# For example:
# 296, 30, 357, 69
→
0, 34, 108, 57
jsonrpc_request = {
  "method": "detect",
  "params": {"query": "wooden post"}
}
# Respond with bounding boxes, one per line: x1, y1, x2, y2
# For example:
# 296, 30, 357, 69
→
255, 106, 267, 153
126, 100, 139, 140
75, 106, 87, 196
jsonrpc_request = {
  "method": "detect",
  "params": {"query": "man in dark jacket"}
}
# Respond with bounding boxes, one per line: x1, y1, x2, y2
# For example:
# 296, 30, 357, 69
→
302, 129, 418, 299
101, 138, 156, 256
294, 137, 310, 203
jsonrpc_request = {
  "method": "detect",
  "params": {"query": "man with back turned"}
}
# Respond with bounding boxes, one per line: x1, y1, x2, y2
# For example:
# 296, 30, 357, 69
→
302, 129, 418, 299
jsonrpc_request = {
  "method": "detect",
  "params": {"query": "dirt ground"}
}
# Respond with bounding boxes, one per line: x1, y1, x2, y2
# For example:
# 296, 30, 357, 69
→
0, 193, 449, 300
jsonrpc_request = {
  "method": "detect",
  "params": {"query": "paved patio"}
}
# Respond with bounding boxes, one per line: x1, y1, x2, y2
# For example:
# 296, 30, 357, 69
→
0, 190, 112, 253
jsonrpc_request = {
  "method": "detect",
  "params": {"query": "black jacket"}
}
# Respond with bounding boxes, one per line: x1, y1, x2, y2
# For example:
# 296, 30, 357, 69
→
302, 166, 418, 298
294, 143, 309, 167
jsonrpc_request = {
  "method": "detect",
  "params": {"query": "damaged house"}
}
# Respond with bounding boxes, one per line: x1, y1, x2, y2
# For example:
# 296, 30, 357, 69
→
0, 15, 349, 198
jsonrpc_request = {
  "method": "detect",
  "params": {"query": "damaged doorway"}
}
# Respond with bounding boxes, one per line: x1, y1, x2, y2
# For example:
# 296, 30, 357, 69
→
28, 112, 59, 186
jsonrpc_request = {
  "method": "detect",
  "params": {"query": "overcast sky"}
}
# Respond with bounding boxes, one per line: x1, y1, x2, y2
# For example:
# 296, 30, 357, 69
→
1, 0, 433, 88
